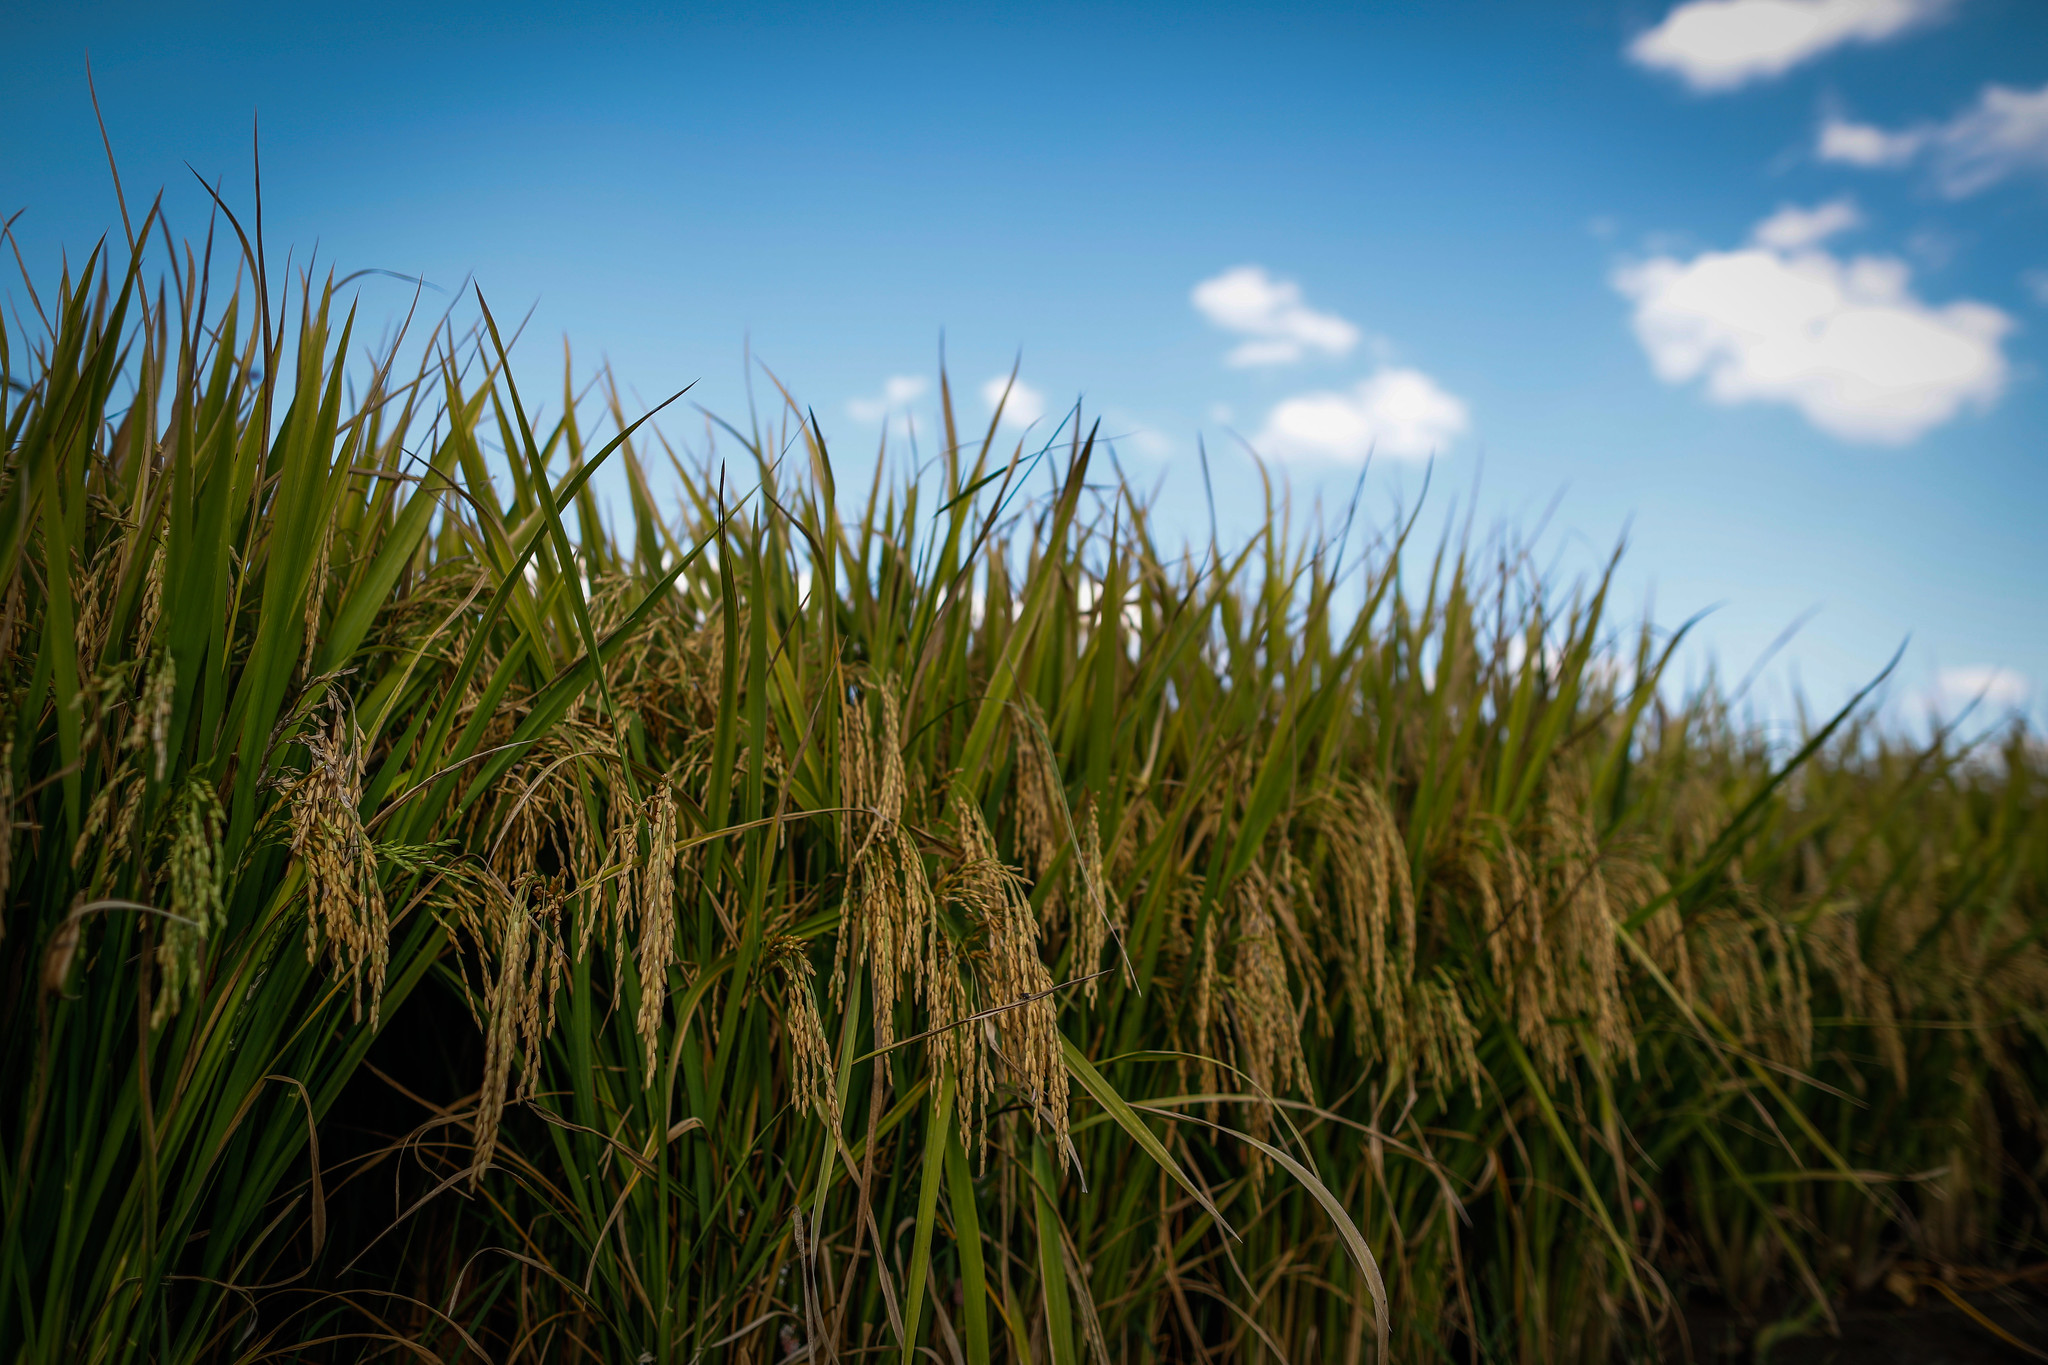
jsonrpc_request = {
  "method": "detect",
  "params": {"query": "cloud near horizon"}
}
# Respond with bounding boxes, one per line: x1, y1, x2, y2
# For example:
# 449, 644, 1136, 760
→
1819, 81, 2048, 197
1191, 265, 1361, 367
1613, 202, 2012, 444
1251, 368, 1469, 463
1930, 665, 2032, 715
1628, 0, 1952, 93
847, 374, 929, 423
981, 375, 1047, 427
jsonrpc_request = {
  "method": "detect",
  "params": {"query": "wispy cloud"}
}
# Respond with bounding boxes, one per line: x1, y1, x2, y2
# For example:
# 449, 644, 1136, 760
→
1628, 0, 1952, 93
1751, 197, 1863, 250
1819, 82, 2048, 197
1612, 202, 2012, 444
2024, 269, 2048, 307
847, 374, 929, 423
1817, 115, 1926, 167
1191, 265, 1361, 367
981, 375, 1047, 427
1104, 412, 1175, 460
1929, 665, 2032, 715
1251, 368, 1469, 463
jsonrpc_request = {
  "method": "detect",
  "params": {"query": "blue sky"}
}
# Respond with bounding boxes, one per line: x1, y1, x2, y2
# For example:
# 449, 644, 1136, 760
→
8, 0, 2046, 732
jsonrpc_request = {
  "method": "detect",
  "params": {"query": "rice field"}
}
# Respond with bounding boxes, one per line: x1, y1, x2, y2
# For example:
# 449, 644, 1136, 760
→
3, 216, 2045, 1363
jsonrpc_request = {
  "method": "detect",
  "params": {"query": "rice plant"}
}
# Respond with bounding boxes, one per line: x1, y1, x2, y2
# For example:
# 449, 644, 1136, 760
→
3, 210, 2043, 1365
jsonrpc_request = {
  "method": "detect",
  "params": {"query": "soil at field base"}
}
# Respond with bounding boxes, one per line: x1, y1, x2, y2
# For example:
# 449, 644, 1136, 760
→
1683, 1292, 2048, 1363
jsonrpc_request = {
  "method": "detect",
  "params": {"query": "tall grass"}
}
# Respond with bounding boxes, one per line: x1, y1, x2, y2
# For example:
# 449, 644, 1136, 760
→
3, 217, 2044, 1364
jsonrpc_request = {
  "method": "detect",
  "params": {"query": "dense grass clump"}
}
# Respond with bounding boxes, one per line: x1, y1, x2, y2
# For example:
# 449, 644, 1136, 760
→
3, 219, 2045, 1364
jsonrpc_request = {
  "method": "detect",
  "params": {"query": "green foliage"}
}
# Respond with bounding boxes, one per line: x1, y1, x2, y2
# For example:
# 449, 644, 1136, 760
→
3, 218, 2044, 1365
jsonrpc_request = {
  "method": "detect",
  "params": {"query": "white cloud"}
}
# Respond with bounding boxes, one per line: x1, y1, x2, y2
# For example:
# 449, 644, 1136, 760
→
1098, 409, 1176, 460
1819, 83, 2048, 196
1613, 204, 2012, 444
1252, 368, 1469, 463
847, 374, 928, 422
1751, 197, 1862, 250
1628, 0, 1951, 92
1906, 227, 1960, 270
1930, 665, 2031, 714
981, 375, 1047, 427
1817, 115, 1926, 167
1191, 265, 1361, 367
1929, 82, 2048, 196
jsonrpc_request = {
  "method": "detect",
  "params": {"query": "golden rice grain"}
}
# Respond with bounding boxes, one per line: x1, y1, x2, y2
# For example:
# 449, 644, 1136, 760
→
287, 700, 391, 1026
